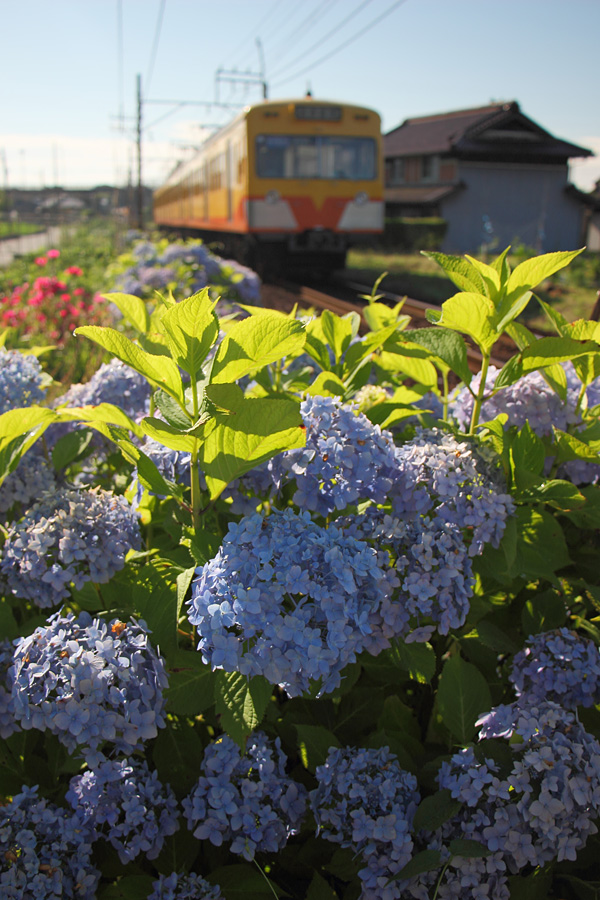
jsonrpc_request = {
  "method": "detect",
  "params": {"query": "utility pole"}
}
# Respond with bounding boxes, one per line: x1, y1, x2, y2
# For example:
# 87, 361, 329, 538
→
136, 73, 143, 230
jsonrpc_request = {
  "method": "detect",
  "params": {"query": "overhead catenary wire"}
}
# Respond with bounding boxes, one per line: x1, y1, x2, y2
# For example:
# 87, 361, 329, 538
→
269, 0, 375, 81
267, 0, 342, 70
227, 0, 283, 66
145, 0, 167, 97
272, 0, 409, 87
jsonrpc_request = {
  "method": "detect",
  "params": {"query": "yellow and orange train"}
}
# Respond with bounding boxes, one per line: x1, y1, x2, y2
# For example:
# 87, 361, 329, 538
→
153, 97, 384, 276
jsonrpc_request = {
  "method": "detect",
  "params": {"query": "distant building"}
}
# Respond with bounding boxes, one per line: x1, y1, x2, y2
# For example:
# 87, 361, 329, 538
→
383, 101, 593, 253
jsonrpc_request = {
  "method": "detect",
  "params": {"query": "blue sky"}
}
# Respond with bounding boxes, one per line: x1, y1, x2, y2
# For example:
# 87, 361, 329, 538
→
2, 0, 599, 190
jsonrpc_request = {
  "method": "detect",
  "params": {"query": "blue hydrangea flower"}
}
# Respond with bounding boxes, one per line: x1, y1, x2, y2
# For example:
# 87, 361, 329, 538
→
310, 745, 420, 899
450, 364, 579, 435
0, 347, 46, 414
0, 784, 99, 900
342, 508, 473, 642
400, 700, 600, 899
187, 508, 390, 696
183, 731, 306, 860
131, 240, 158, 262
138, 265, 176, 289
0, 447, 56, 516
66, 758, 179, 863
0, 637, 20, 739
219, 259, 261, 305
509, 627, 600, 708
11, 611, 168, 765
54, 358, 150, 421
149, 872, 223, 900
450, 363, 600, 485
395, 428, 515, 556
0, 486, 141, 607
269, 395, 410, 517
439, 702, 600, 871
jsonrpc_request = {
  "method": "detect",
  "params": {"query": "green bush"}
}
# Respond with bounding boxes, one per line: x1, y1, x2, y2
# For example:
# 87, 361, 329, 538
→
381, 217, 447, 252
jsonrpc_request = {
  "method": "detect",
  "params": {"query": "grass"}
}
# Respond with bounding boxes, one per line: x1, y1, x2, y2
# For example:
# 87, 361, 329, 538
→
0, 222, 44, 239
346, 247, 600, 329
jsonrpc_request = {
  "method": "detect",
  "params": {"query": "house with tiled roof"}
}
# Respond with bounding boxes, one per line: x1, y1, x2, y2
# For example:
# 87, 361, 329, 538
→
383, 101, 592, 253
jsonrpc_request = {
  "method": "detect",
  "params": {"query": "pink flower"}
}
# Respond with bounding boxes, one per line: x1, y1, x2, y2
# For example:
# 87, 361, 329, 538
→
35, 257, 47, 266
65, 265, 82, 276
73, 287, 85, 297
60, 293, 71, 302
47, 249, 60, 259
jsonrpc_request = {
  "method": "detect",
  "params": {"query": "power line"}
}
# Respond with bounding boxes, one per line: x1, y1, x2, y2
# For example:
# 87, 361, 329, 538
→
272, 0, 409, 87
269, 0, 375, 81
145, 0, 167, 97
268, 0, 342, 70
234, 1, 308, 72
227, 0, 282, 64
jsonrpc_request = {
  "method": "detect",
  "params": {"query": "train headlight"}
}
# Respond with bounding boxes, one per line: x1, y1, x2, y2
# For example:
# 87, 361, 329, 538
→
354, 191, 368, 206
265, 190, 280, 204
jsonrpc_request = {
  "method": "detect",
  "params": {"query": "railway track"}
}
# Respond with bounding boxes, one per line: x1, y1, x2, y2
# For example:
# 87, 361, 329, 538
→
260, 277, 540, 373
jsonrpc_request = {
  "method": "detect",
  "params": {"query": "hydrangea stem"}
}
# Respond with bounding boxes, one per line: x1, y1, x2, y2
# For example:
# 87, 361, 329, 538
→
469, 352, 491, 434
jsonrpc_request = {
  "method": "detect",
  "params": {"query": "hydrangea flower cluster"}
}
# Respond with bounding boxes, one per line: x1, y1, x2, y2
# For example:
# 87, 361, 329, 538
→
395, 428, 515, 555
0, 785, 99, 900
112, 237, 260, 305
11, 610, 168, 764
183, 732, 307, 860
188, 507, 390, 696
450, 363, 600, 484
450, 364, 580, 435
343, 508, 474, 642
55, 358, 150, 421
132, 437, 194, 502
0, 486, 141, 607
148, 872, 223, 900
0, 637, 19, 739
66, 758, 179, 863
310, 746, 420, 899
270, 395, 408, 517
0, 346, 46, 414
438, 702, 600, 872
509, 627, 600, 708
0, 447, 56, 516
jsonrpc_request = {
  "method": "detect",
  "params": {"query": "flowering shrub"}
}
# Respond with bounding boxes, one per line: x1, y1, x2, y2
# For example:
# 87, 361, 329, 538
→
0, 486, 141, 607
183, 732, 306, 860
310, 745, 420, 898
0, 255, 110, 345
188, 508, 391, 695
107, 234, 261, 307
67, 757, 179, 862
0, 785, 99, 899
0, 346, 47, 414
11, 611, 168, 764
0, 243, 599, 899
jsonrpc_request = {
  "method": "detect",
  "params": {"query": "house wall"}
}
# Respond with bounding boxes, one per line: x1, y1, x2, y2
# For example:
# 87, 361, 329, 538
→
586, 213, 600, 252
439, 161, 584, 254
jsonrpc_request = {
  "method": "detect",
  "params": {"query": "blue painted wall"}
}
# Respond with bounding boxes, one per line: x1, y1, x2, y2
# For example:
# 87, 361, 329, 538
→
440, 162, 583, 253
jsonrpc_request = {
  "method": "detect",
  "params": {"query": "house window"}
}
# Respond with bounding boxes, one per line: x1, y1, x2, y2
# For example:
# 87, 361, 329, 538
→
387, 158, 404, 185
421, 155, 438, 182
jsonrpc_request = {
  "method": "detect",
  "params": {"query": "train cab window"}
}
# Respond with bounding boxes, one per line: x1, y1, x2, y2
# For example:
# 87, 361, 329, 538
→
256, 135, 376, 180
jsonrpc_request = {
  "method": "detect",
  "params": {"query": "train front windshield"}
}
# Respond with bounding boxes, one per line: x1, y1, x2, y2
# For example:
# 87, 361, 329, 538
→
256, 135, 377, 180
